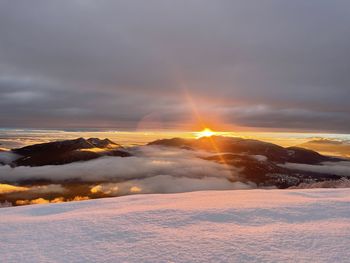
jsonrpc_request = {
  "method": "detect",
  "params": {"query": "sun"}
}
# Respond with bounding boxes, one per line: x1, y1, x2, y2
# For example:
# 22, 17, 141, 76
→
195, 128, 216, 138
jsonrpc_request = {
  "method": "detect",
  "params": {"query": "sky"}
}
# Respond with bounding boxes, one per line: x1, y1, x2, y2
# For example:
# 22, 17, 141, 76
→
0, 0, 349, 132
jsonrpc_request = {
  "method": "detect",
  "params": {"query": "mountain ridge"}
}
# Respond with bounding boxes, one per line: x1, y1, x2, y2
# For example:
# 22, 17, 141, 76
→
10, 137, 130, 167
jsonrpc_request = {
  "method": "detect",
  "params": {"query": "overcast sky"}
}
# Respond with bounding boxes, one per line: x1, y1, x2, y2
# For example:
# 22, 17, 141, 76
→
0, 0, 349, 132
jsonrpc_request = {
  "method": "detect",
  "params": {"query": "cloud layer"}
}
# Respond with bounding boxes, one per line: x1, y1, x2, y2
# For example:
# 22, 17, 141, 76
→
0, 146, 256, 204
0, 1, 350, 131
0, 146, 239, 183
281, 161, 350, 177
89, 175, 255, 196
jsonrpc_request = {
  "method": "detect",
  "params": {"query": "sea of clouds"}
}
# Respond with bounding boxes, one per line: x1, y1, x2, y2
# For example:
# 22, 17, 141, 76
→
1, 144, 350, 206
0, 146, 256, 199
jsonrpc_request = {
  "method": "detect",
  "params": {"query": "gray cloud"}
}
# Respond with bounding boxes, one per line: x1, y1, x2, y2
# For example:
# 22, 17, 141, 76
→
0, 151, 20, 164
0, 1, 349, 131
0, 146, 254, 197
0, 146, 239, 183
281, 161, 350, 177
90, 176, 255, 196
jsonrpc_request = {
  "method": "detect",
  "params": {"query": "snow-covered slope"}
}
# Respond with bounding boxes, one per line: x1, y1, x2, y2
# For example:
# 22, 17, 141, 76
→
1, 189, 350, 263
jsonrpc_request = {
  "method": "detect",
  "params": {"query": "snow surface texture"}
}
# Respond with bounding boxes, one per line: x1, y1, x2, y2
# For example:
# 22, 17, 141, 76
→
1, 189, 350, 263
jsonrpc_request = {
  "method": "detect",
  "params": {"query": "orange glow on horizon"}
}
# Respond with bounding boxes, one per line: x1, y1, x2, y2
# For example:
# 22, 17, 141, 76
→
195, 128, 217, 138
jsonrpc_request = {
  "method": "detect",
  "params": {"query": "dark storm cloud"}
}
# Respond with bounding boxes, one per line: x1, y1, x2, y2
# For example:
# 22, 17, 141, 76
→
0, 0, 349, 131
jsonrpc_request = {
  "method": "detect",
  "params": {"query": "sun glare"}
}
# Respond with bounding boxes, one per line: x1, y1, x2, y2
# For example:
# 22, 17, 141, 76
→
196, 128, 216, 138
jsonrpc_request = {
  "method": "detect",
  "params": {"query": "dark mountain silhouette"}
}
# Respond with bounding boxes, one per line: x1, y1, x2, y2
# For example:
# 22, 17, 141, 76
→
12, 138, 131, 167
149, 136, 336, 164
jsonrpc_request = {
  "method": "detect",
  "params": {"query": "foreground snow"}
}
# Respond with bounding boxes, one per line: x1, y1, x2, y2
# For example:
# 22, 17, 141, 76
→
1, 189, 350, 263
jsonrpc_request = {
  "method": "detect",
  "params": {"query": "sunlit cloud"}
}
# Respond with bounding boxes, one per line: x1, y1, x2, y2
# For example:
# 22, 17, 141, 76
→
0, 184, 29, 194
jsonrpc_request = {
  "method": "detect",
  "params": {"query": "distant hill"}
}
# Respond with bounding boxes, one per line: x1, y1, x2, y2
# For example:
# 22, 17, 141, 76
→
11, 138, 131, 166
149, 136, 338, 164
298, 139, 350, 158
